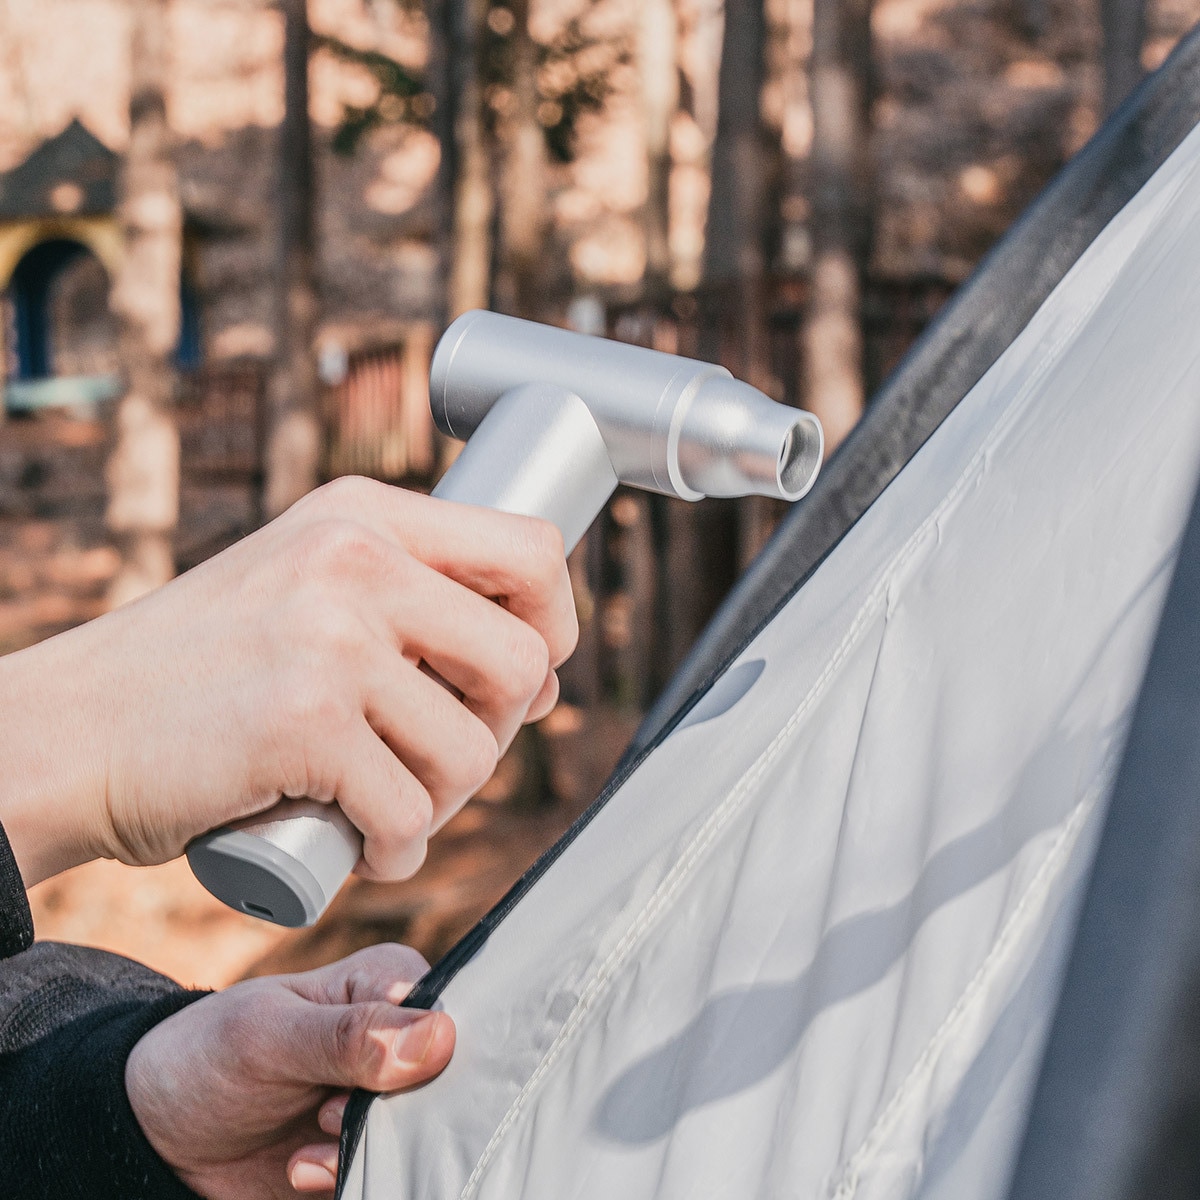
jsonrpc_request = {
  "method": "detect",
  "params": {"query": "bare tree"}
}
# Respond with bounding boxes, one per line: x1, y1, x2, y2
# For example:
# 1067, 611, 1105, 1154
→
638, 0, 678, 302
264, 0, 322, 519
704, 0, 770, 391
703, 0, 778, 564
639, 0, 770, 678
431, 0, 494, 320
493, 0, 549, 318
106, 0, 181, 607
801, 0, 872, 454
1100, 0, 1146, 117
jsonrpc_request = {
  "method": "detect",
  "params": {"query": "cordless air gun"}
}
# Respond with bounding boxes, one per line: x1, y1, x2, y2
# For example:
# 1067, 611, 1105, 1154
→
187, 310, 824, 927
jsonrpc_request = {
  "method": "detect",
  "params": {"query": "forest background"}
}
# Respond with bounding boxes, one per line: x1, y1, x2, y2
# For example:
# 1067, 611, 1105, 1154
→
0, 0, 1189, 987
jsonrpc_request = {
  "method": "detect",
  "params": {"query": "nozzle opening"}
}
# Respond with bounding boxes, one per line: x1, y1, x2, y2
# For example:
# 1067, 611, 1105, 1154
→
777, 418, 824, 500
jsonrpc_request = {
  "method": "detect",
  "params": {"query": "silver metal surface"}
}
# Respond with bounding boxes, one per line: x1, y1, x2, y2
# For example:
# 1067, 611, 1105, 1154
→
192, 311, 825, 926
432, 383, 619, 553
187, 799, 360, 928
430, 310, 824, 501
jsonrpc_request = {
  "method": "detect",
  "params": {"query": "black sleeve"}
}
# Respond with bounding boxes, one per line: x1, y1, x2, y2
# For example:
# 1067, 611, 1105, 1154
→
0, 825, 211, 1199
0, 819, 33, 959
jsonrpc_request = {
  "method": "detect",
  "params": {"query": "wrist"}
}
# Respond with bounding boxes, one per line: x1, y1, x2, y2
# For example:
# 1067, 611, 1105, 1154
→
0, 621, 116, 885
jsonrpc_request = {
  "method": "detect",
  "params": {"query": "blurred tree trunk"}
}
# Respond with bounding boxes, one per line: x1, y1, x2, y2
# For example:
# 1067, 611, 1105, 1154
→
1100, 0, 1146, 117
638, 0, 678, 303
801, 0, 872, 455
493, 0, 548, 318
598, 492, 658, 712
633, 1, 682, 699
704, 0, 774, 565
704, 0, 769, 391
642, 1, 768, 678
264, 0, 322, 518
428, 0, 493, 323
106, 0, 181, 607
426, 0, 454, 331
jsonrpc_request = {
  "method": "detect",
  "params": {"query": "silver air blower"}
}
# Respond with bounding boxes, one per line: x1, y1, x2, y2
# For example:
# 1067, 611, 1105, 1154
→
187, 310, 824, 927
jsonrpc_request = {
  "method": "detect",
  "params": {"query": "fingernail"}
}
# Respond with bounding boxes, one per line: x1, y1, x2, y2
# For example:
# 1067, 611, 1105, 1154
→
290, 1160, 337, 1191
318, 1095, 348, 1137
394, 1013, 438, 1067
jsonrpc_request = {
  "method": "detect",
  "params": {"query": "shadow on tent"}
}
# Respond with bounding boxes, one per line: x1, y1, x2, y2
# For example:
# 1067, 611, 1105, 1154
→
335, 22, 1200, 1200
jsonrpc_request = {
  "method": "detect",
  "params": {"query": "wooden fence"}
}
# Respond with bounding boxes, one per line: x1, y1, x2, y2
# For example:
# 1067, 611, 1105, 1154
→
324, 332, 436, 483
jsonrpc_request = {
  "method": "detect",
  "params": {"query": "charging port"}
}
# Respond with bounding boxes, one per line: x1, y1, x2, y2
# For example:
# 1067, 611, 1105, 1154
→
242, 900, 275, 921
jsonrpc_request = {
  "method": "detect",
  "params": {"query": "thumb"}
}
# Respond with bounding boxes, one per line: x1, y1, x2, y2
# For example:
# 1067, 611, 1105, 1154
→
296, 1000, 455, 1093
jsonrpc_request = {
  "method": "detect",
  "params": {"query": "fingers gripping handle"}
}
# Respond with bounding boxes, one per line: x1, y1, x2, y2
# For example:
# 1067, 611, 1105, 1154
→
187, 386, 617, 927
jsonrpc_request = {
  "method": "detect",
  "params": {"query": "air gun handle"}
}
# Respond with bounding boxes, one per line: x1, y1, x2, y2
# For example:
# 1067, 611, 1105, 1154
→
187, 385, 617, 927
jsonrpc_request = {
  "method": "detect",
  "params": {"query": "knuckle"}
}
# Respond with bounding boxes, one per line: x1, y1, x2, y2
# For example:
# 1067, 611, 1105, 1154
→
518, 516, 565, 575
368, 786, 433, 877
319, 474, 375, 510
320, 605, 368, 660
346, 963, 375, 995
282, 672, 343, 734
455, 721, 501, 795
390, 942, 431, 981
278, 637, 356, 726
502, 626, 551, 703
394, 786, 434, 845
291, 592, 365, 662
300, 518, 389, 582
331, 1004, 380, 1072
222, 985, 273, 1067
552, 598, 581, 664
357, 942, 430, 981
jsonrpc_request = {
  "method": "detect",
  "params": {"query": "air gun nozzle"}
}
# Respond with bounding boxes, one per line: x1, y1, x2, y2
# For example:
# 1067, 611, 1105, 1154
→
430, 310, 826, 504
781, 422, 825, 497
675, 375, 824, 501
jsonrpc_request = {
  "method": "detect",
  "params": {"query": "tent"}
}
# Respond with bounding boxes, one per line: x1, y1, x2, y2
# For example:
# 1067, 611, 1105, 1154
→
337, 26, 1200, 1200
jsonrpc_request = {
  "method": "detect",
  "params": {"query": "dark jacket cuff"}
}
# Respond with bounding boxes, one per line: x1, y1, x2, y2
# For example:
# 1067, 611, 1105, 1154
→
0, 988, 209, 1199
0, 820, 33, 959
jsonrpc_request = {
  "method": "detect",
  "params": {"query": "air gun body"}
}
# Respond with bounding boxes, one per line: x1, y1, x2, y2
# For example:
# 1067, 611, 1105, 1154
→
187, 311, 823, 927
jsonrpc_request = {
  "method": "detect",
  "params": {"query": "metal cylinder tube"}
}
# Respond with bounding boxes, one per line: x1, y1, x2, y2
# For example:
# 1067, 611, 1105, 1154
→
432, 383, 619, 553
430, 310, 823, 502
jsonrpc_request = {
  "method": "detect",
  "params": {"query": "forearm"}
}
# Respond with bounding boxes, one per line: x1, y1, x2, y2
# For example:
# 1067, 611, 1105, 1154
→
0, 480, 576, 894
0, 623, 116, 886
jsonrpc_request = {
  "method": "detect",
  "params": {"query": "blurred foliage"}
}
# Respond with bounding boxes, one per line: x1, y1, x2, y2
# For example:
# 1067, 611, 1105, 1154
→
480, 4, 631, 164
321, 1, 631, 163
314, 32, 427, 155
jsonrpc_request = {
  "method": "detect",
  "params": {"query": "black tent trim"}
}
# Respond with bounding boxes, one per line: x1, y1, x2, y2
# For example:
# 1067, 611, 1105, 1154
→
336, 25, 1200, 1194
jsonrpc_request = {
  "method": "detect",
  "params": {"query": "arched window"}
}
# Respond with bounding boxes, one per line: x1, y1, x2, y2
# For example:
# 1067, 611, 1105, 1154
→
4, 237, 202, 413
4, 238, 118, 413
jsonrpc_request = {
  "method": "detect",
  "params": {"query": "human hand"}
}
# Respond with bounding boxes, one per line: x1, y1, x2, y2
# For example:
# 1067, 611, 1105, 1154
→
126, 944, 453, 1198
0, 477, 577, 885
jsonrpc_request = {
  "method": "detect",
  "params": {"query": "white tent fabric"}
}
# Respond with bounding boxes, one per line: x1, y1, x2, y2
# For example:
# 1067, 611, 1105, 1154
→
343, 120, 1200, 1200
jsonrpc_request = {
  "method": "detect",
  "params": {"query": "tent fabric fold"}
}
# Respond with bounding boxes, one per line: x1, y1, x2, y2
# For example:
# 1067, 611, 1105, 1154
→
336, 26, 1200, 1200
